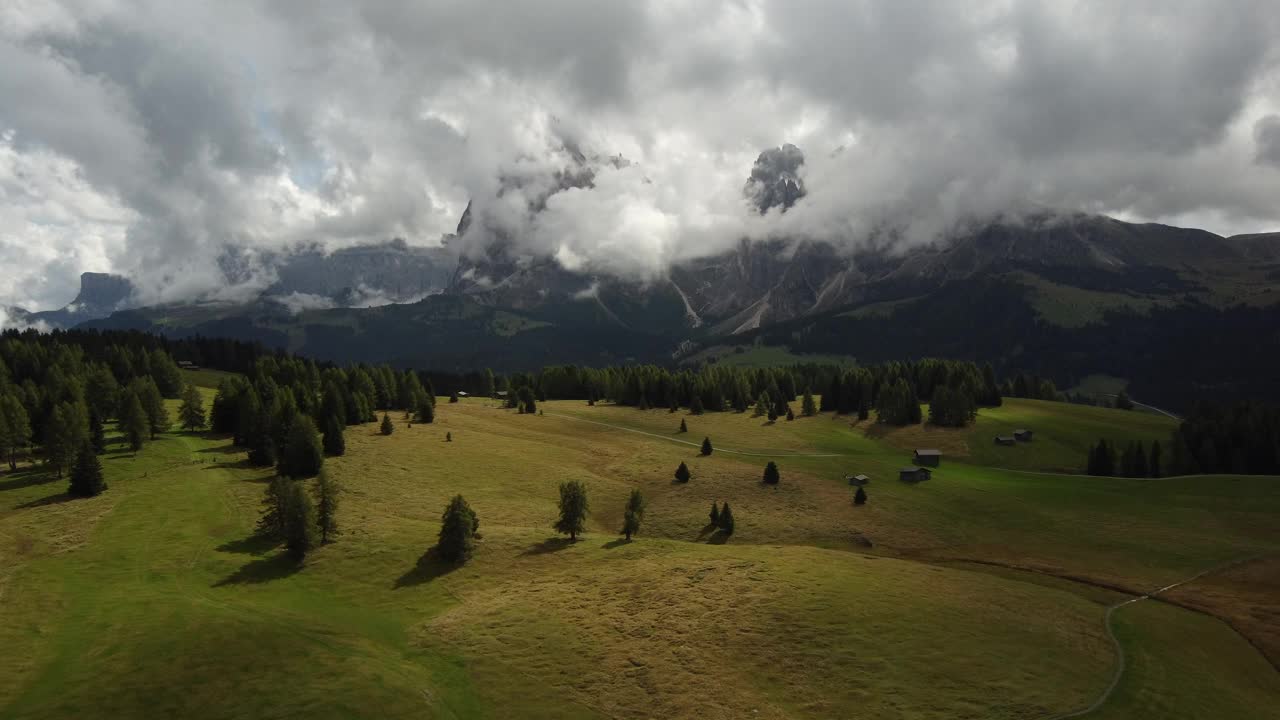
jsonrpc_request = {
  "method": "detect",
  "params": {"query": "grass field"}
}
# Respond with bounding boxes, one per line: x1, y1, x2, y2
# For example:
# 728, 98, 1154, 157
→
0, 385, 1276, 719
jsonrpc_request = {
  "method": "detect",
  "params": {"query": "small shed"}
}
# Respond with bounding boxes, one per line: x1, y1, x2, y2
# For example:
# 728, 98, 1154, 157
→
1014, 429, 1033, 442
457, 391, 469, 397
847, 474, 871, 486
177, 360, 199, 370
495, 390, 509, 398
899, 466, 932, 482
913, 448, 942, 467
994, 435, 1016, 446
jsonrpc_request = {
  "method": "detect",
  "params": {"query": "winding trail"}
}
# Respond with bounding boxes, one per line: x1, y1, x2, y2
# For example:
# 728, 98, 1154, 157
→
1042, 556, 1258, 719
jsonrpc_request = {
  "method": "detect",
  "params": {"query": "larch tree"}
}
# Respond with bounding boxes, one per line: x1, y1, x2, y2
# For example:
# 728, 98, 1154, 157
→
700, 437, 713, 456
178, 384, 206, 431
854, 487, 868, 505
621, 489, 646, 541
801, 388, 817, 416
279, 415, 324, 479
415, 398, 435, 424
718, 503, 735, 534
554, 480, 589, 541
709, 502, 720, 526
679, 418, 688, 433
283, 480, 318, 561
314, 469, 340, 544
0, 395, 31, 469
68, 441, 107, 497
120, 392, 148, 452
379, 412, 394, 436
322, 415, 346, 456
436, 494, 478, 563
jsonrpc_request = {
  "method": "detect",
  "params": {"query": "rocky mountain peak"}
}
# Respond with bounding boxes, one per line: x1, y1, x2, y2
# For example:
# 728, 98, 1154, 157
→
745, 144, 805, 214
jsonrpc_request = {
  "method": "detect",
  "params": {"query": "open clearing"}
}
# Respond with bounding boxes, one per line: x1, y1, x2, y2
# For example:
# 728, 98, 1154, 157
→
1, 386, 1277, 719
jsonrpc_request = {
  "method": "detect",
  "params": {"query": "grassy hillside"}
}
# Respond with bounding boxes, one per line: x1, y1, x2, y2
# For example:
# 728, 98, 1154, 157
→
1, 392, 1277, 718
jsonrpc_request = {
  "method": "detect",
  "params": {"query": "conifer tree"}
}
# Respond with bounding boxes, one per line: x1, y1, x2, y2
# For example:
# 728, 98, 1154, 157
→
718, 502, 735, 534
178, 384, 206, 431
283, 481, 318, 561
257, 475, 291, 538
0, 395, 31, 470
854, 486, 868, 505
754, 392, 770, 418
314, 469, 340, 544
1133, 441, 1149, 478
380, 413, 394, 436
134, 378, 169, 439
801, 387, 817, 416
679, 418, 688, 433
449, 391, 459, 404
278, 415, 324, 478
553, 480, 589, 541
437, 494, 478, 563
674, 461, 691, 483
621, 489, 645, 541
709, 501, 720, 526
690, 395, 704, 416
89, 408, 107, 454
446, 431, 452, 442
1149, 440, 1163, 479
785, 406, 795, 421
763, 461, 780, 485
68, 441, 107, 497
1115, 390, 1134, 410
415, 397, 435, 424
323, 415, 346, 456
120, 392, 148, 452
701, 437, 713, 456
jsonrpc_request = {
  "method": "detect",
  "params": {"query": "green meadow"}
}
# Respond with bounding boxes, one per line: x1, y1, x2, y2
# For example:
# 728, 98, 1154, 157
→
1, 379, 1277, 719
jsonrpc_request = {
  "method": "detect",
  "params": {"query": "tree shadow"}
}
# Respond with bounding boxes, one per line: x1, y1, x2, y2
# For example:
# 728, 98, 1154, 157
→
196, 444, 243, 455
696, 522, 719, 540
0, 466, 56, 493
518, 537, 575, 556
601, 537, 630, 550
216, 533, 277, 556
706, 530, 731, 545
393, 549, 460, 589
15, 492, 76, 509
213, 552, 303, 586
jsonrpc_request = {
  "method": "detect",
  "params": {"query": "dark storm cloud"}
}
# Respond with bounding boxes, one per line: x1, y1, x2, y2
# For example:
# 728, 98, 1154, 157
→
1, 0, 1279, 314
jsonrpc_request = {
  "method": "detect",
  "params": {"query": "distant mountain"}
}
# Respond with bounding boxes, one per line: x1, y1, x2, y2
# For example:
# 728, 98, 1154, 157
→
16, 272, 136, 329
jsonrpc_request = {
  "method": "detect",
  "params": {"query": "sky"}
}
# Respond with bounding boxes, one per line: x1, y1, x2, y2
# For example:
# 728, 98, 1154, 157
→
3, 0, 1280, 312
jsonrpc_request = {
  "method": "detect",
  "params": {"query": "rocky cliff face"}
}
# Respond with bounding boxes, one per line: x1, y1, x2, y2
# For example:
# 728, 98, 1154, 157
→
18, 272, 137, 328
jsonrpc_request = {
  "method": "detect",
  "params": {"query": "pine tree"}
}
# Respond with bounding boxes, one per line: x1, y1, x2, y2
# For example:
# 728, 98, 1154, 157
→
257, 475, 291, 538
700, 437, 713, 456
621, 489, 645, 541
323, 415, 346, 456
178, 384, 206, 431
0, 395, 31, 470
718, 502, 735, 534
801, 387, 817, 417
314, 469, 340, 544
553, 480, 589, 541
68, 441, 107, 497
709, 502, 720, 526
1149, 440, 1163, 479
415, 398, 435, 424
689, 395, 704, 416
380, 413, 394, 436
437, 495, 478, 563
283, 481, 318, 561
679, 418, 688, 433
135, 378, 169, 439
854, 486, 868, 505
89, 408, 107, 454
449, 391, 459, 404
278, 415, 323, 478
753, 392, 770, 418
674, 461, 691, 483
248, 438, 277, 467
763, 461, 780, 485
1115, 390, 1134, 410
1133, 441, 1149, 478
785, 406, 795, 421
446, 431, 452, 442
120, 392, 148, 452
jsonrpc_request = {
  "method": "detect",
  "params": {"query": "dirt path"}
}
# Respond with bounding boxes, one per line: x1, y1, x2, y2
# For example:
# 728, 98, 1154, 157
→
1041, 556, 1259, 719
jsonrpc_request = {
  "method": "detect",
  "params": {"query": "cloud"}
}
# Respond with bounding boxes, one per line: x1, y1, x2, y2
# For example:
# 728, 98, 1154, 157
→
2, 0, 1280, 309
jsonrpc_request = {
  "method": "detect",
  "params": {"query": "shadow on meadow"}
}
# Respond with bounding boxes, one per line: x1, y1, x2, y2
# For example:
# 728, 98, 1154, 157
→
214, 552, 303, 586
394, 549, 461, 589
0, 465, 56, 493
518, 537, 575, 556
